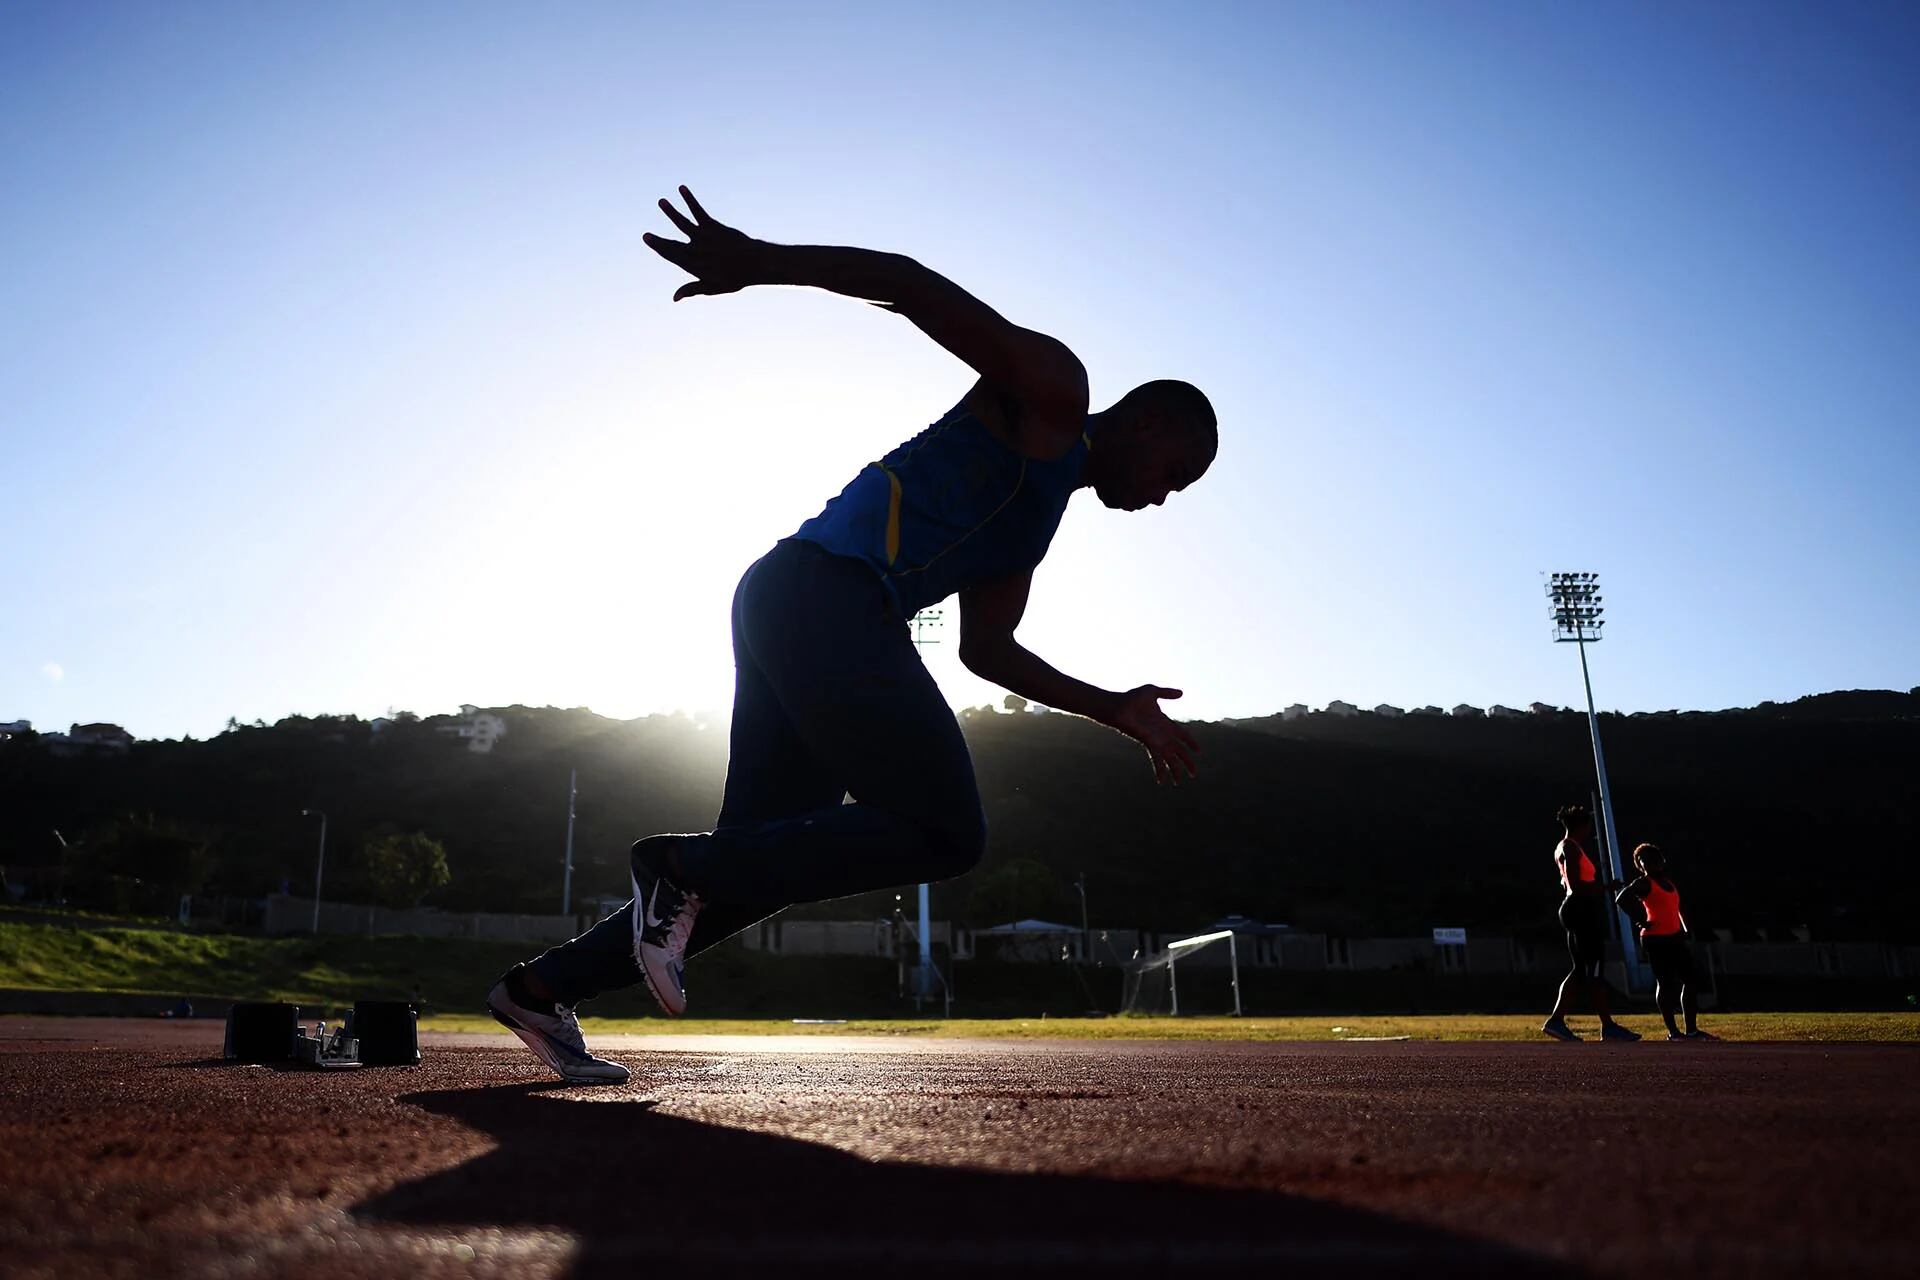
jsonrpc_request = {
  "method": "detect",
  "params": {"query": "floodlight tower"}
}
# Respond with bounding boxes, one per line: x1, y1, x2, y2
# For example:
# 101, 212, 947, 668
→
1545, 572, 1644, 986
909, 607, 943, 649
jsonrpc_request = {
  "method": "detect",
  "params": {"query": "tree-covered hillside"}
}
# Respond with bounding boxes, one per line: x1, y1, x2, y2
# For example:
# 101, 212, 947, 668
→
3, 690, 1915, 941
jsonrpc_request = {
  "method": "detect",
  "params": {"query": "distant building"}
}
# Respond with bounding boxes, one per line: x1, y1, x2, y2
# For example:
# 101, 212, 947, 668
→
1450, 704, 1484, 718
434, 708, 508, 754
1527, 701, 1558, 716
1487, 704, 1523, 719
74, 722, 132, 750
1282, 703, 1310, 721
1324, 700, 1358, 718
0, 719, 29, 741
1410, 705, 1445, 717
1372, 704, 1404, 719
46, 722, 133, 757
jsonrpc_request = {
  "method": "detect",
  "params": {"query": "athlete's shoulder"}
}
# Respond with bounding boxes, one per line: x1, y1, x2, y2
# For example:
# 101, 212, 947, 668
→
965, 375, 1085, 462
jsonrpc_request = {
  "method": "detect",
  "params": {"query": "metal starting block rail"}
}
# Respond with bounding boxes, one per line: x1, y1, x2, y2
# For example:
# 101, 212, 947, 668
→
225, 1000, 421, 1069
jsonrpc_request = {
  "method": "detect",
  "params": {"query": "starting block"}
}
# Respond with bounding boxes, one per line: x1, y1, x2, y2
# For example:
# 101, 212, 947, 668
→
223, 999, 421, 1068
294, 1019, 360, 1070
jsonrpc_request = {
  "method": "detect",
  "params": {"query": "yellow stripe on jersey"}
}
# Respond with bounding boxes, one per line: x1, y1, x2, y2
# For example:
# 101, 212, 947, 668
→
888, 459, 1028, 578
879, 463, 904, 566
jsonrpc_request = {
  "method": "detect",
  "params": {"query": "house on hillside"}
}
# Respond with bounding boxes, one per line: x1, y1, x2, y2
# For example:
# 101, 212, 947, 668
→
1410, 705, 1445, 717
0, 719, 29, 741
433, 706, 509, 754
1527, 701, 1559, 716
1324, 700, 1358, 717
1450, 704, 1484, 718
1282, 703, 1310, 721
1487, 704, 1523, 719
1373, 704, 1404, 719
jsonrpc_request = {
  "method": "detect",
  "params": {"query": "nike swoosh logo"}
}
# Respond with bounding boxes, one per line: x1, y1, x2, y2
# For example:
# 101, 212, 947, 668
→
642, 887, 672, 933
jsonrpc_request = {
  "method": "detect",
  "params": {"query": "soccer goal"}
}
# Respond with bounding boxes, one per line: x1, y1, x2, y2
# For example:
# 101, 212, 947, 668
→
1120, 929, 1242, 1017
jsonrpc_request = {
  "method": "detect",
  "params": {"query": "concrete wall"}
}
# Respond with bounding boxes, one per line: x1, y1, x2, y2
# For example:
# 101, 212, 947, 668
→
1712, 941, 1920, 980
263, 894, 578, 943
262, 890, 1906, 983
736, 918, 973, 960
722, 921, 1920, 983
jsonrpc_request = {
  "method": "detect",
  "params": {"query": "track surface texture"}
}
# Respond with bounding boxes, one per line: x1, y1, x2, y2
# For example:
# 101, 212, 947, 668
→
2, 1019, 1914, 1278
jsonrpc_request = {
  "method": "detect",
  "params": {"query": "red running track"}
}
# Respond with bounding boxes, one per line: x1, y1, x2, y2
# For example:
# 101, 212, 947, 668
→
1, 1018, 1914, 1277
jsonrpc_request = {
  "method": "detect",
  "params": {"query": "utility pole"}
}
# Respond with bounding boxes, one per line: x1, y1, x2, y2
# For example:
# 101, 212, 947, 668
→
299, 809, 327, 934
561, 769, 577, 916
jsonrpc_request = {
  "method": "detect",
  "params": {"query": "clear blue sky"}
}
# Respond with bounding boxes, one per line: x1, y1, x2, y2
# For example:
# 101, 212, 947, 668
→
4, 1, 1916, 740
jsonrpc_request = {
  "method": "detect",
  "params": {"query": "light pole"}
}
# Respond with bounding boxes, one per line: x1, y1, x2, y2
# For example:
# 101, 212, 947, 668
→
299, 809, 327, 934
909, 608, 941, 1001
561, 769, 577, 916
1074, 871, 1090, 964
1545, 572, 1646, 989
915, 882, 932, 1002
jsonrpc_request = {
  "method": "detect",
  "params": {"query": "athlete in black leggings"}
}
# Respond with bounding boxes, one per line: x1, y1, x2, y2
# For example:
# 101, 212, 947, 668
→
1617, 843, 1712, 1040
1542, 804, 1638, 1041
484, 187, 1217, 1083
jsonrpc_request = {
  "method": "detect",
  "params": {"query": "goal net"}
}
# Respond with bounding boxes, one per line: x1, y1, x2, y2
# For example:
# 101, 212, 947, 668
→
1120, 929, 1243, 1017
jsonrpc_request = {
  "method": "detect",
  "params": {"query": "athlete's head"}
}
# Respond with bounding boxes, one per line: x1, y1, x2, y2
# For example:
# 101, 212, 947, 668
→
1557, 804, 1592, 838
1633, 843, 1665, 875
1086, 380, 1216, 511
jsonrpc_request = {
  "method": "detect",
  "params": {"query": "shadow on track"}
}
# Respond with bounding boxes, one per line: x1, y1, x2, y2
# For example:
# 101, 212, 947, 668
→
355, 1083, 1572, 1276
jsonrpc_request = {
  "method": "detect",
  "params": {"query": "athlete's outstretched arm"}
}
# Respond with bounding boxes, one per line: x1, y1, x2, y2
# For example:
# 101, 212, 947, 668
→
642, 186, 1089, 443
959, 571, 1200, 786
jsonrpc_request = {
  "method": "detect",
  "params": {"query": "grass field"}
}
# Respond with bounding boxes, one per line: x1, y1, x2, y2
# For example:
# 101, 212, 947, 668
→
0, 918, 531, 1007
5, 918, 1914, 1042
421, 1011, 1920, 1042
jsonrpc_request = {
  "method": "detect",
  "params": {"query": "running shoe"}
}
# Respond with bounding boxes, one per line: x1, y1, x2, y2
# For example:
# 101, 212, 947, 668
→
1685, 1029, 1718, 1041
1666, 1031, 1687, 1041
1600, 1022, 1643, 1042
486, 966, 630, 1084
1541, 1017, 1579, 1042
631, 835, 702, 1017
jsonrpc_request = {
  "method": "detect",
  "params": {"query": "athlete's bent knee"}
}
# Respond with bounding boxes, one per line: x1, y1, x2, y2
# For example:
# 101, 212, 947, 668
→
921, 803, 988, 880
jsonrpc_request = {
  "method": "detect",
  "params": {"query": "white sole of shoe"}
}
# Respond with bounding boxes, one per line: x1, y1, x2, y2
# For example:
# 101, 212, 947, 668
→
631, 865, 686, 1018
487, 988, 629, 1084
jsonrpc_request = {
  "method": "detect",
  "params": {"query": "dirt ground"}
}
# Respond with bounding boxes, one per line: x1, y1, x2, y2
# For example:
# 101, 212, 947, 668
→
2, 1018, 1914, 1277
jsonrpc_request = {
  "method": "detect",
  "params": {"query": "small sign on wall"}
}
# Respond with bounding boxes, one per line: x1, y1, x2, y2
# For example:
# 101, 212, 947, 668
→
1432, 927, 1467, 946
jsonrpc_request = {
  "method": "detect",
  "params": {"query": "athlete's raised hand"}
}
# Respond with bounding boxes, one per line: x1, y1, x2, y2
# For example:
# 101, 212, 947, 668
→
1105, 685, 1201, 786
643, 186, 762, 301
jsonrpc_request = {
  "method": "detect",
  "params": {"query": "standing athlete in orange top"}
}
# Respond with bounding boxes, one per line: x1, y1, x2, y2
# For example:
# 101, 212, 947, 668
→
1618, 843, 1712, 1040
1542, 803, 1639, 1041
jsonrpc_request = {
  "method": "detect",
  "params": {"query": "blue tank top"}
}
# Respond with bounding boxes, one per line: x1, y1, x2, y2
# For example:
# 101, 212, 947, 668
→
791, 395, 1089, 617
